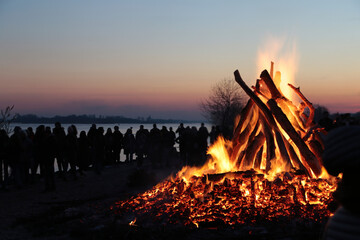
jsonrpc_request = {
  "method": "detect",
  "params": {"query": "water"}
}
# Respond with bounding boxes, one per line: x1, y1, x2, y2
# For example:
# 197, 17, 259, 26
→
13, 122, 211, 136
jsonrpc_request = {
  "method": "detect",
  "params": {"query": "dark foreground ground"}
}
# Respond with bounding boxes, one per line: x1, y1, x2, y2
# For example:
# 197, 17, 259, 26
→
0, 161, 329, 240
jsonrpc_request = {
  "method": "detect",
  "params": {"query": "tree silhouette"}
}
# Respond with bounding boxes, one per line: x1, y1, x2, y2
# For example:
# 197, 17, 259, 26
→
200, 78, 245, 136
0, 105, 18, 134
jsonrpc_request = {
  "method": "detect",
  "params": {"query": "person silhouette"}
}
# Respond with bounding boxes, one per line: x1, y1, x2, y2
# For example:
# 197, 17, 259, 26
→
113, 126, 123, 164
123, 128, 135, 162
135, 125, 148, 167
53, 122, 66, 179
322, 126, 360, 239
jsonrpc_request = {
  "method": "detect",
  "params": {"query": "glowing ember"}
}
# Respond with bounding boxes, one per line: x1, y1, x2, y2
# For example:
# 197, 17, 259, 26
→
112, 60, 339, 227
114, 170, 337, 227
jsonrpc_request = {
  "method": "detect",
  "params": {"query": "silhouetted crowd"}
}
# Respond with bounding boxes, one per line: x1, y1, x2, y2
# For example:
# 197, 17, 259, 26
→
0, 122, 218, 192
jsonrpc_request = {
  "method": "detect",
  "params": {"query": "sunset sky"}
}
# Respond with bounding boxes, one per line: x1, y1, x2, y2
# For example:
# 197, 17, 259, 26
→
0, 0, 359, 120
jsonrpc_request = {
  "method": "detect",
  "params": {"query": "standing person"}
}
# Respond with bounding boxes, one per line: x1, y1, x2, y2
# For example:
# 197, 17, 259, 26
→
53, 122, 66, 179
149, 124, 161, 167
176, 123, 186, 166
21, 129, 33, 185
188, 126, 200, 166
135, 125, 148, 167
123, 128, 135, 163
93, 127, 105, 174
104, 128, 114, 165
198, 123, 209, 163
0, 130, 9, 189
160, 126, 170, 168
43, 126, 56, 191
78, 130, 90, 174
8, 127, 24, 188
87, 124, 97, 169
322, 126, 360, 239
168, 127, 176, 163
162, 126, 176, 168
209, 126, 217, 144
33, 125, 46, 179
64, 125, 78, 179
112, 126, 123, 164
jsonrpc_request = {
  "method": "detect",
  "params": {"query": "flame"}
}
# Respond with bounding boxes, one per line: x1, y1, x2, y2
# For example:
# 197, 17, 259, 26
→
178, 136, 234, 183
257, 36, 299, 103
112, 41, 339, 227
129, 218, 137, 226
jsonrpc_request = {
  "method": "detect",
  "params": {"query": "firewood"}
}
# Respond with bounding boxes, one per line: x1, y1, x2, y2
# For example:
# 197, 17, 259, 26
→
242, 132, 266, 170
261, 70, 306, 132
270, 61, 274, 79
259, 115, 275, 172
231, 123, 252, 163
288, 83, 315, 127
308, 140, 324, 164
260, 70, 282, 99
267, 99, 322, 177
234, 70, 278, 129
232, 99, 254, 141
254, 146, 263, 170
277, 99, 306, 134
283, 139, 309, 175
274, 131, 291, 171
234, 118, 260, 167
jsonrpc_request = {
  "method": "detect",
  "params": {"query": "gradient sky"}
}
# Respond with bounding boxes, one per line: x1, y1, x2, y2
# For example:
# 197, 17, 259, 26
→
0, 0, 359, 120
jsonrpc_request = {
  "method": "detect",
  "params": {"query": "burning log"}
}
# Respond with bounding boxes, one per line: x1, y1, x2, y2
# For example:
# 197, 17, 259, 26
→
260, 70, 282, 99
233, 67, 324, 177
253, 146, 263, 169
267, 99, 322, 177
234, 70, 278, 129
241, 132, 266, 169
112, 64, 339, 230
288, 83, 315, 127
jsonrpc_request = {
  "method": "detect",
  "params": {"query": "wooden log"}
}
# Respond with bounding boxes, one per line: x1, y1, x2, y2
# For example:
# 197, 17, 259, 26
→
270, 61, 274, 80
288, 83, 315, 127
283, 139, 310, 175
267, 99, 322, 177
234, 70, 278, 129
274, 131, 291, 171
309, 140, 324, 165
261, 70, 306, 132
248, 118, 261, 143
231, 123, 252, 163
253, 146, 263, 170
260, 70, 282, 99
234, 117, 261, 167
259, 115, 275, 172
255, 79, 272, 99
232, 99, 254, 141
242, 132, 266, 170
276, 99, 306, 135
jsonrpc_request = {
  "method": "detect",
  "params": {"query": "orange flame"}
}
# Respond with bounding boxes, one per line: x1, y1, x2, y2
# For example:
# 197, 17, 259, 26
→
177, 36, 333, 182
257, 36, 299, 103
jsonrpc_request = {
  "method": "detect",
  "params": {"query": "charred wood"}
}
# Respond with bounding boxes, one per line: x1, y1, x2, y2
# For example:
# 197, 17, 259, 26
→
288, 83, 315, 127
267, 99, 322, 177
242, 132, 266, 170
260, 70, 282, 99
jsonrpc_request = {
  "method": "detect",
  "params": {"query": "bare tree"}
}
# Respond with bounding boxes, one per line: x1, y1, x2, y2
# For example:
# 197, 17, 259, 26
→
200, 79, 245, 137
0, 105, 18, 134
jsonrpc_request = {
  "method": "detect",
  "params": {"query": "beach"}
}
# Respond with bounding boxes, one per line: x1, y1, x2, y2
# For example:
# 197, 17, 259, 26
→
0, 161, 176, 239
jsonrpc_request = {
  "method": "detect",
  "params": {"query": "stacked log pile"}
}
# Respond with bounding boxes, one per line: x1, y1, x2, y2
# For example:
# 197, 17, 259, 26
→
231, 67, 325, 177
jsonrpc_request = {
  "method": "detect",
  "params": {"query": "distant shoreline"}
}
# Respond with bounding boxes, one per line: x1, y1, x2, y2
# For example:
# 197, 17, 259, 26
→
14, 114, 205, 125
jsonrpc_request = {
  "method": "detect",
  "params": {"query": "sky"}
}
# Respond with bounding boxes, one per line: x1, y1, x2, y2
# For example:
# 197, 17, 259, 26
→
0, 0, 359, 121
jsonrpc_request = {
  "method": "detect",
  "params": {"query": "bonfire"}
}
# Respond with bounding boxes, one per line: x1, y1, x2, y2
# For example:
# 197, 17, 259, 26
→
112, 63, 339, 228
